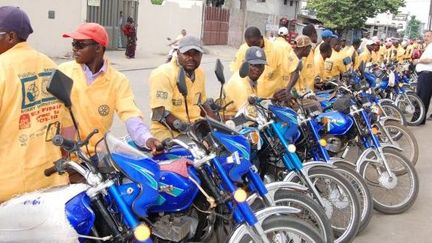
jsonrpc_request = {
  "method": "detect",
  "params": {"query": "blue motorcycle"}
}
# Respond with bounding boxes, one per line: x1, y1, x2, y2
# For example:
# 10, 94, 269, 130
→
234, 97, 361, 243
315, 81, 419, 214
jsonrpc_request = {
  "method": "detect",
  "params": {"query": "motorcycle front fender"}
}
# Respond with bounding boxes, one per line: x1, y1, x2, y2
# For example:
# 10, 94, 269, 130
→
246, 181, 308, 206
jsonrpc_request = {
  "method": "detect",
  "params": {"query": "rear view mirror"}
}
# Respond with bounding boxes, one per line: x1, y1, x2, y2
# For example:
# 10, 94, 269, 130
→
177, 67, 188, 97
215, 59, 225, 85
47, 70, 73, 108
239, 62, 249, 78
358, 61, 365, 77
343, 57, 352, 66
151, 106, 166, 122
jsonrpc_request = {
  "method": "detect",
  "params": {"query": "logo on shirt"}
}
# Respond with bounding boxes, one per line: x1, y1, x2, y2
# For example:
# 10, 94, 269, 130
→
98, 105, 110, 116
19, 114, 31, 129
324, 61, 334, 71
172, 99, 182, 106
156, 91, 168, 100
20, 71, 56, 109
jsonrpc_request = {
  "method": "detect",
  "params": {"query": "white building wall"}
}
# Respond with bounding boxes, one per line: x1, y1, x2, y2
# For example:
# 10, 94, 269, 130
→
229, 0, 298, 19
136, 0, 204, 56
0, 0, 87, 57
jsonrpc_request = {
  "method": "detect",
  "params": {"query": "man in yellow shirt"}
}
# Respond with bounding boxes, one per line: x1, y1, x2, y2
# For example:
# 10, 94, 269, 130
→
0, 6, 70, 202
315, 42, 333, 83
314, 29, 337, 65
355, 39, 377, 70
345, 39, 361, 68
293, 35, 314, 94
149, 36, 207, 140
394, 41, 406, 63
230, 27, 284, 99
224, 46, 266, 116
322, 38, 347, 80
273, 26, 293, 54
60, 23, 161, 154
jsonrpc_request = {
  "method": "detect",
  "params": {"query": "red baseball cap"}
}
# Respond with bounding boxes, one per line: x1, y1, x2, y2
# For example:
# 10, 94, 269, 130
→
63, 23, 109, 47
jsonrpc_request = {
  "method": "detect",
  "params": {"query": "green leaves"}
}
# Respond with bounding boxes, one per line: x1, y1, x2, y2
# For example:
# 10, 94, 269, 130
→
405, 16, 421, 39
308, 0, 406, 31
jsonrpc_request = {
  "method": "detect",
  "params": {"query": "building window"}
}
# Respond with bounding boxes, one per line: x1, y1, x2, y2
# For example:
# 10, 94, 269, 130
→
284, 0, 288, 5
257, 0, 265, 2
290, 0, 293, 6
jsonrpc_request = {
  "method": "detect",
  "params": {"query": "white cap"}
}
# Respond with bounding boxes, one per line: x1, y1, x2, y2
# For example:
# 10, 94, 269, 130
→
401, 40, 408, 47
365, 39, 375, 45
278, 27, 288, 36
371, 36, 380, 44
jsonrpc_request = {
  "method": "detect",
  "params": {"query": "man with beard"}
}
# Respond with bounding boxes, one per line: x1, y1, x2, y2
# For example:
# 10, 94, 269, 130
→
59, 23, 161, 155
149, 36, 208, 140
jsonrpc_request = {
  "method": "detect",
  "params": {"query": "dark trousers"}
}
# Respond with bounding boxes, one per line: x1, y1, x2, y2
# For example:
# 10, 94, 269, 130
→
416, 71, 432, 124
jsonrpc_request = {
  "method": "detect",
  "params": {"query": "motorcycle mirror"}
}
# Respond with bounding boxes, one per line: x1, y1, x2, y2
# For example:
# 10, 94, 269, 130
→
239, 62, 249, 78
151, 106, 166, 122
177, 67, 188, 97
343, 57, 352, 66
214, 59, 225, 85
358, 61, 365, 77
47, 70, 73, 108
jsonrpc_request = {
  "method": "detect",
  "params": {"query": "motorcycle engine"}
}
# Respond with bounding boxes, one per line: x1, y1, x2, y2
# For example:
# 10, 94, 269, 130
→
152, 215, 198, 242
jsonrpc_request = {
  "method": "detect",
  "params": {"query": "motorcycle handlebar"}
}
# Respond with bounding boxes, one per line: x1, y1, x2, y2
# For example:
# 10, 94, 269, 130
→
44, 165, 57, 177
52, 134, 75, 152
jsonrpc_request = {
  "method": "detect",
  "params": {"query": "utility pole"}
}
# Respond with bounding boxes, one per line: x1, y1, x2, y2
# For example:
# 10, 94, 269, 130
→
428, 0, 432, 30
240, 0, 247, 43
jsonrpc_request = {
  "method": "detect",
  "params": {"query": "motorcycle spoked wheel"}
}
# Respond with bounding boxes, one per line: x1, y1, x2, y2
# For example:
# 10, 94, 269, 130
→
249, 189, 334, 243
359, 147, 419, 214
228, 216, 324, 243
287, 166, 361, 243
377, 119, 419, 167
332, 162, 373, 234
397, 92, 425, 126
379, 101, 407, 126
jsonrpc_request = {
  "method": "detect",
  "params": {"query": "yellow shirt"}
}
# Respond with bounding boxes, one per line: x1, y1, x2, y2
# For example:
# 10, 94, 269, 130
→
273, 36, 293, 56
396, 46, 406, 62
371, 51, 380, 64
280, 49, 300, 88
388, 46, 397, 62
314, 53, 326, 80
295, 50, 316, 93
405, 45, 415, 61
58, 60, 142, 154
149, 60, 206, 140
345, 46, 359, 68
378, 46, 386, 63
230, 38, 283, 98
323, 51, 346, 80
0, 43, 69, 202
223, 73, 257, 116
356, 48, 372, 70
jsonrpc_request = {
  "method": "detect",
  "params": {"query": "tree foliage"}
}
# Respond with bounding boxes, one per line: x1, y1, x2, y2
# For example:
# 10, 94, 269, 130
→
307, 0, 405, 32
405, 16, 421, 39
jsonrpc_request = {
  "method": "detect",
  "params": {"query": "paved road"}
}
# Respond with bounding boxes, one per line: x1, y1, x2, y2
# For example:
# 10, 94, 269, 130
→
108, 55, 431, 243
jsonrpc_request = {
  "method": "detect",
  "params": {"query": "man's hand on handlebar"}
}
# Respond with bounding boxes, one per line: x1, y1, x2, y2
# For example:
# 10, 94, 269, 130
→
146, 137, 164, 155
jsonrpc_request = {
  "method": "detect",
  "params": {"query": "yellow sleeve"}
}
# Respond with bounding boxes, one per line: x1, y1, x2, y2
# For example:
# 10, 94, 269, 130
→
230, 44, 248, 72
60, 106, 73, 128
149, 69, 174, 112
115, 75, 143, 121
224, 80, 249, 112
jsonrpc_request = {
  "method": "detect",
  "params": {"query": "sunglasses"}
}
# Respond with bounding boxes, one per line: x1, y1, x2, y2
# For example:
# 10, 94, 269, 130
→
72, 41, 98, 49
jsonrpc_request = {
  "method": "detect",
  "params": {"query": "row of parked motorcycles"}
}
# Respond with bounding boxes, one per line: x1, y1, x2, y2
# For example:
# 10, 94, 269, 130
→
0, 59, 421, 243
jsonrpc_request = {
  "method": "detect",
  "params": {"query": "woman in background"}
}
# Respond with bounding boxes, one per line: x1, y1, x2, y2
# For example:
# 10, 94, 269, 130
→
123, 16, 137, 58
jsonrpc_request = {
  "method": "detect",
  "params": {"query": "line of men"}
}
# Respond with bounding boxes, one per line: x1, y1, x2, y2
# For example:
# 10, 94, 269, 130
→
0, 5, 426, 204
